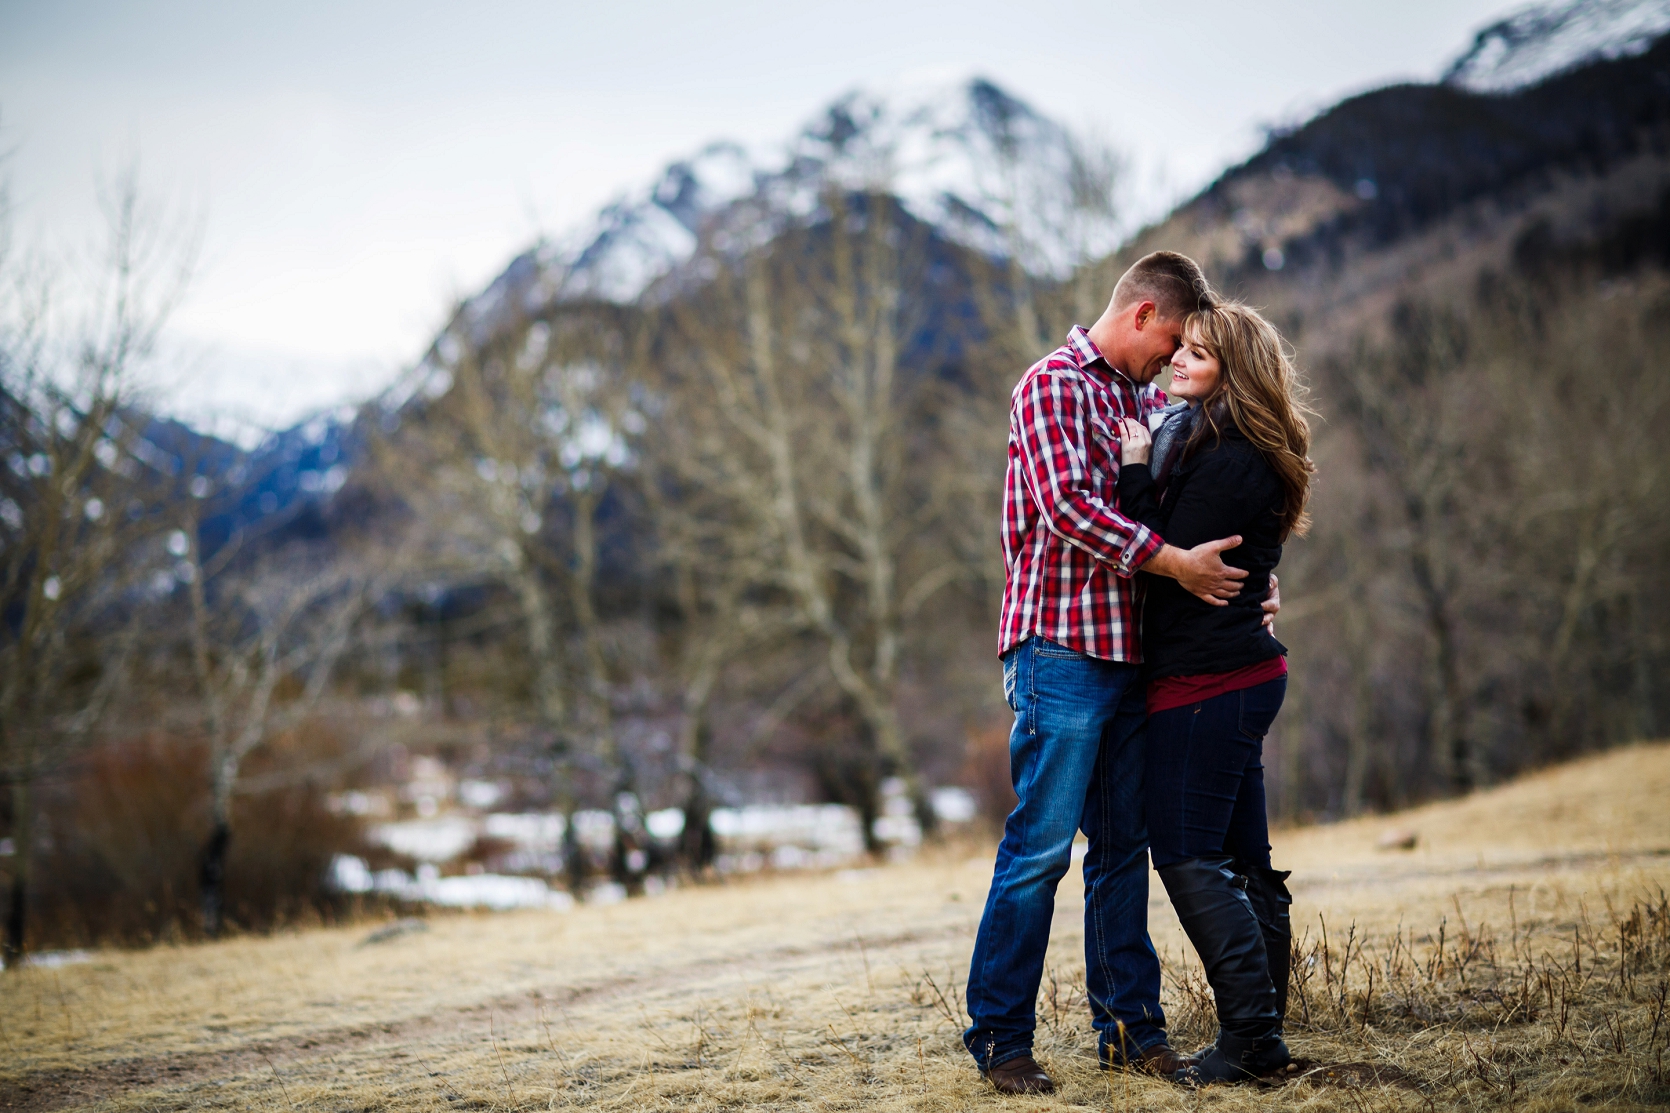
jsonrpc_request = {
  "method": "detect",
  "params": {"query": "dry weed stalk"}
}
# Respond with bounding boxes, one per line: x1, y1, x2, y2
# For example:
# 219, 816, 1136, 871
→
1245, 888, 1670, 1106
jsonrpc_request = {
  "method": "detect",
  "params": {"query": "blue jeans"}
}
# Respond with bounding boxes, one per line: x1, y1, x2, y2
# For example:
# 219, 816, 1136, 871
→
1144, 677, 1285, 870
964, 637, 1165, 1068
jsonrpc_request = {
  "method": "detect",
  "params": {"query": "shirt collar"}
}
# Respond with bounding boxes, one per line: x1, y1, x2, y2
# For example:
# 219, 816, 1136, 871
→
1066, 325, 1137, 389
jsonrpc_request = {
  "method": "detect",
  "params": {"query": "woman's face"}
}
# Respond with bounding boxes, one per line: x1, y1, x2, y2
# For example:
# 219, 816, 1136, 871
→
1167, 332, 1221, 404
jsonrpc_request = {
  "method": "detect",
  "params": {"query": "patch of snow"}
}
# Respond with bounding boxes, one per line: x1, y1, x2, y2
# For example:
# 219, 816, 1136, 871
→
411, 873, 573, 911
930, 786, 978, 823
645, 807, 685, 840
457, 779, 506, 809
586, 881, 628, 906
328, 854, 376, 893
24, 950, 93, 969
370, 816, 479, 862
398, 872, 573, 911
570, 809, 618, 852
348, 859, 573, 910
482, 812, 566, 847
1445, 0, 1670, 92
709, 803, 866, 856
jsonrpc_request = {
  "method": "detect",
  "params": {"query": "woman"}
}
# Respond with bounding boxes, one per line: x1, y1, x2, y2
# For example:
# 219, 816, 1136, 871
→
1116, 301, 1315, 1086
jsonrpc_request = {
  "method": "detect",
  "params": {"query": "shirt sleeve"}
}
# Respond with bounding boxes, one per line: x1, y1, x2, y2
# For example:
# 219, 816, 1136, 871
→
1012, 370, 1165, 577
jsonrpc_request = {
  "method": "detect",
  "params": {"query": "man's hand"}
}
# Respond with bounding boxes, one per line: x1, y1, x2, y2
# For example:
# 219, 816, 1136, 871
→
1262, 573, 1280, 632
1143, 538, 1247, 606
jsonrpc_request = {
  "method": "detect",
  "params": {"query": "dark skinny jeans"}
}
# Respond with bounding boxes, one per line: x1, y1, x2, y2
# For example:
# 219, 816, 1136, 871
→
1144, 677, 1285, 870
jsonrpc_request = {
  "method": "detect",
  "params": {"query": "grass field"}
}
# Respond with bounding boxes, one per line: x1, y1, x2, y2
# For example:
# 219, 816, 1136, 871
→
3, 743, 1669, 1112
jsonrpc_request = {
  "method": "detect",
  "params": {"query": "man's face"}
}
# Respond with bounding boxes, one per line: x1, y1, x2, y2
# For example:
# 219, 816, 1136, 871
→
1125, 305, 1185, 385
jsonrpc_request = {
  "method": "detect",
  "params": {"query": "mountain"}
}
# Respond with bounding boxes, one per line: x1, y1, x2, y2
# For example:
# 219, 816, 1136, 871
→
1122, 10, 1670, 296
1445, 0, 1670, 92
186, 2, 1670, 572
460, 76, 1116, 336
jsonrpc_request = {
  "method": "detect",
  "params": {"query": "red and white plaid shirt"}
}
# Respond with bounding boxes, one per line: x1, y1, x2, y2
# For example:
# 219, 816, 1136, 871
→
998, 326, 1168, 661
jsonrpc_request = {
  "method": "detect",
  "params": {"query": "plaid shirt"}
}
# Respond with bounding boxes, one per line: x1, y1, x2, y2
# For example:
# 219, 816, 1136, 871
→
998, 326, 1167, 661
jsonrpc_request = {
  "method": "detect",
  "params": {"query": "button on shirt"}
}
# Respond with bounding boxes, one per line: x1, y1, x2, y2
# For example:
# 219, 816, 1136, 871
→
998, 326, 1167, 661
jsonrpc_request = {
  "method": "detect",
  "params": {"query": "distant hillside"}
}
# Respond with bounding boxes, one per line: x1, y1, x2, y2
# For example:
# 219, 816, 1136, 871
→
1125, 25, 1670, 301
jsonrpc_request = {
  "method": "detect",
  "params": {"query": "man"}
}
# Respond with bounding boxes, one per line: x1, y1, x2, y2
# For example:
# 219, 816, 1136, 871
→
965, 251, 1268, 1094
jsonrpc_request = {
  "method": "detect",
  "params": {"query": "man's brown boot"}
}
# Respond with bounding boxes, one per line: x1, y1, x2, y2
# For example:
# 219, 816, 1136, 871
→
1138, 1043, 1196, 1076
982, 1054, 1056, 1094
1100, 1040, 1195, 1075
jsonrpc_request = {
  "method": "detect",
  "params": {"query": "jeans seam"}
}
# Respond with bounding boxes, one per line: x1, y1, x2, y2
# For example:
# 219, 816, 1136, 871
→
976, 640, 1035, 1043
1025, 640, 1037, 736
1179, 706, 1197, 866
1088, 740, 1114, 1040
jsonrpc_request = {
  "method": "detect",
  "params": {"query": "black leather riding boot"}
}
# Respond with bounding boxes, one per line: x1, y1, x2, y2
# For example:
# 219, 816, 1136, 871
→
1239, 863, 1293, 1022
1158, 857, 1290, 1084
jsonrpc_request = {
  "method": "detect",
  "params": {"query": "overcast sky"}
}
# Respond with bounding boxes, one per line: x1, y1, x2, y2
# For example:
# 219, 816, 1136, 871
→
2, 0, 1518, 433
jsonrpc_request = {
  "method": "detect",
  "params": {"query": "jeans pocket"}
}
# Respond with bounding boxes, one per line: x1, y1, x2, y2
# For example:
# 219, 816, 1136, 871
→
1033, 638, 1087, 660
1002, 657, 1018, 712
1237, 680, 1286, 740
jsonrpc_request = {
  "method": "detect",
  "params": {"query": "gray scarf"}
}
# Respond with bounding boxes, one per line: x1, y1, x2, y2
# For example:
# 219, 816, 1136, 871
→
1149, 402, 1197, 487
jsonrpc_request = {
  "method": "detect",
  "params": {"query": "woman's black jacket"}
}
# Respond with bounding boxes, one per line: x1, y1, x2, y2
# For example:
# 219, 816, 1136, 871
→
1118, 414, 1287, 679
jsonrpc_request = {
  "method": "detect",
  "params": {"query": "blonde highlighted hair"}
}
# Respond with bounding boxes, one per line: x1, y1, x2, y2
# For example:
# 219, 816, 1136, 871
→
1180, 302, 1316, 540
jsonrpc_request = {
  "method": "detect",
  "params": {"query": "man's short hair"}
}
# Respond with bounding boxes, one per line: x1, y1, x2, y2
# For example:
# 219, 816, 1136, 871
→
1111, 251, 1216, 321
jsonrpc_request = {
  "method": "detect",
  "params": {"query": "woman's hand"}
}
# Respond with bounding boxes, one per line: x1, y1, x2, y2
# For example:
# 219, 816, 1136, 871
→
1262, 573, 1279, 632
1118, 417, 1151, 466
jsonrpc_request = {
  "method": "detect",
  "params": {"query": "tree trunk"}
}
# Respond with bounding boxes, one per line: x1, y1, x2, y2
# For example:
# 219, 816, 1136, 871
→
1340, 586, 1375, 816
3, 780, 30, 969
201, 750, 239, 938
198, 820, 231, 939
509, 567, 566, 727
1405, 490, 1474, 796
679, 779, 717, 874
1423, 595, 1472, 795
678, 715, 718, 874
561, 801, 588, 897
1632, 589, 1659, 741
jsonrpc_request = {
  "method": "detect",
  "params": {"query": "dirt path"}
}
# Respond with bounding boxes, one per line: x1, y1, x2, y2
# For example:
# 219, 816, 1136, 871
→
3, 743, 1667, 1112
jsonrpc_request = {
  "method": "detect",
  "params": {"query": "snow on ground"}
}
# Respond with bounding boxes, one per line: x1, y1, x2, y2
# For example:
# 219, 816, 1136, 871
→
347, 785, 980, 912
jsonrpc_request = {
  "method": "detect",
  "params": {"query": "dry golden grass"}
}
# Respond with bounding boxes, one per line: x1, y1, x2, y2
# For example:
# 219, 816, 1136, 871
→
4, 742, 1669, 1112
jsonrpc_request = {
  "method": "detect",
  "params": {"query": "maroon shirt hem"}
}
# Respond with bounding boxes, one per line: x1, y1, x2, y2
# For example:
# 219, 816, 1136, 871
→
1146, 655, 1288, 715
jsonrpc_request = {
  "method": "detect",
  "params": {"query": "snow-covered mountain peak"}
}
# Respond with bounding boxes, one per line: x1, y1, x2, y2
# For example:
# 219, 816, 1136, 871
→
526, 76, 1120, 310
1445, 0, 1670, 93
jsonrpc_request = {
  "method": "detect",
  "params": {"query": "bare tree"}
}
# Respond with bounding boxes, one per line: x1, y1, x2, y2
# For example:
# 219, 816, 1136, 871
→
666, 190, 962, 841
173, 525, 373, 937
1336, 304, 1487, 794
388, 309, 651, 889
633, 368, 801, 869
0, 172, 191, 965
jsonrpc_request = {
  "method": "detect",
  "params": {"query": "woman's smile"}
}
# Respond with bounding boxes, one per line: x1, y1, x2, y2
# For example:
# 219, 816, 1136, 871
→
1167, 336, 1222, 404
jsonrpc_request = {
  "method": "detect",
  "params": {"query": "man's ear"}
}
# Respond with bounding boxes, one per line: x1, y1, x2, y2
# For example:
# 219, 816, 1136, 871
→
1131, 300, 1157, 330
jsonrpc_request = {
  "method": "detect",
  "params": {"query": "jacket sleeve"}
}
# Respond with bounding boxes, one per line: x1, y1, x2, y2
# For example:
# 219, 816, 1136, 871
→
1116, 462, 1163, 532
1012, 370, 1164, 577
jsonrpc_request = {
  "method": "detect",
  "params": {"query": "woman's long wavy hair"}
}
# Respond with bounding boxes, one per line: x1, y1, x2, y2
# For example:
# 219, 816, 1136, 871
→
1179, 302, 1317, 540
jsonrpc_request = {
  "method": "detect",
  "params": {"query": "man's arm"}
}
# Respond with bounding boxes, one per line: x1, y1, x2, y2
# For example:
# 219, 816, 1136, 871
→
1143, 540, 1248, 606
1013, 373, 1245, 601
1138, 443, 1254, 606
1012, 371, 1161, 577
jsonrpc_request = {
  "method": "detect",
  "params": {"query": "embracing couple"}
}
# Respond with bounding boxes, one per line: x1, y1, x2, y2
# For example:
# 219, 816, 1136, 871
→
965, 251, 1315, 1092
